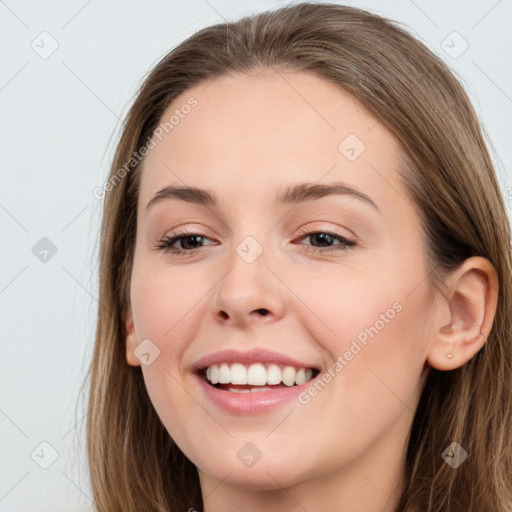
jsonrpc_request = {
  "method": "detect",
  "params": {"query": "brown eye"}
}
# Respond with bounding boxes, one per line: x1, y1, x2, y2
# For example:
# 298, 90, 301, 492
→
156, 231, 215, 256
296, 230, 356, 254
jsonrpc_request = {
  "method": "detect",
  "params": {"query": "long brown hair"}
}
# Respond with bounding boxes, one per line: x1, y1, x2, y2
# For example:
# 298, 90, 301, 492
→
84, 3, 512, 510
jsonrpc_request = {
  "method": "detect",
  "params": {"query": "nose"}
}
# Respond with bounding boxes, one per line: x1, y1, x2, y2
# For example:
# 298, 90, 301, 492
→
208, 240, 285, 328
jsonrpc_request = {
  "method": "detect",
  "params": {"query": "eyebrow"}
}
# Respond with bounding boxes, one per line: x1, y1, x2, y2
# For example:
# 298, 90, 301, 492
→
144, 181, 379, 213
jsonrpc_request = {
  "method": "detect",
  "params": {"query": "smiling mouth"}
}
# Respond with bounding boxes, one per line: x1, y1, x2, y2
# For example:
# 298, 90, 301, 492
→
199, 362, 320, 392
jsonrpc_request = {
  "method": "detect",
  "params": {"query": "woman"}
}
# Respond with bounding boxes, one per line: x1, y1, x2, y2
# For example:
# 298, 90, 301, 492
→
86, 3, 512, 511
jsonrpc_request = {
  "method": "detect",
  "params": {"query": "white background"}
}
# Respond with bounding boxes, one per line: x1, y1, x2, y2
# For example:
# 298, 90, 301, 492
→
1, 1, 511, 510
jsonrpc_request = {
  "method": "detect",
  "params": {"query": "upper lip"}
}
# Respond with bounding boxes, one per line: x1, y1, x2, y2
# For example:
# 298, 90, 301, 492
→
191, 348, 320, 373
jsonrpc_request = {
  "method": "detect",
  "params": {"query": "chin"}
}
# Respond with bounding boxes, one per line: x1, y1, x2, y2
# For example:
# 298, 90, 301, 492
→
198, 462, 306, 492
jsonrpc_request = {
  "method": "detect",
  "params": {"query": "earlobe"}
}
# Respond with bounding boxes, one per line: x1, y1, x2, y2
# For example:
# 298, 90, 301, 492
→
426, 256, 499, 371
124, 309, 141, 367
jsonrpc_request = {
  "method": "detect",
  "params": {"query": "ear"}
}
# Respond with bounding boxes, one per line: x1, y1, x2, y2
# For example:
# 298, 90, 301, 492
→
124, 307, 141, 367
426, 256, 499, 371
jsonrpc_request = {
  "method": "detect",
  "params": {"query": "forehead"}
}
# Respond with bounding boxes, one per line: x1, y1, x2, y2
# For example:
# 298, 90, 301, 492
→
138, 70, 408, 217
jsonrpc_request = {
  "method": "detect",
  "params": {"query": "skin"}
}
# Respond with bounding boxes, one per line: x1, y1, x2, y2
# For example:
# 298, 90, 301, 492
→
124, 69, 498, 512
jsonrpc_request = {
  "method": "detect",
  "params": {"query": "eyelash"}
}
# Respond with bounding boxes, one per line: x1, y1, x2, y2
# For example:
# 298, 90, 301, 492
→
155, 227, 356, 257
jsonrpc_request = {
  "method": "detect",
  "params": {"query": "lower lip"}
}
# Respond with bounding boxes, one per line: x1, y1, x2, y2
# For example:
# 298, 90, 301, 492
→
193, 373, 315, 415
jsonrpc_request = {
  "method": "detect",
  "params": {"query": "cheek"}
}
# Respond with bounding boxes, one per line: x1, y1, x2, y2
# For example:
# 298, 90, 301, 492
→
290, 261, 428, 392
129, 262, 215, 441
130, 261, 207, 356
288, 270, 428, 465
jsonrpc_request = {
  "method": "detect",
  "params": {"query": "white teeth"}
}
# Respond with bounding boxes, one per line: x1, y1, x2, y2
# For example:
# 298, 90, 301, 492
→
295, 368, 306, 385
204, 362, 316, 387
267, 364, 281, 385
210, 365, 219, 384
230, 363, 247, 385
282, 366, 296, 386
219, 363, 230, 384
227, 386, 274, 393
247, 363, 267, 386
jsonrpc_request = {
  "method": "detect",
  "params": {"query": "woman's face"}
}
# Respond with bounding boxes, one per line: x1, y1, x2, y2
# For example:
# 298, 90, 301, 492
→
126, 70, 436, 503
